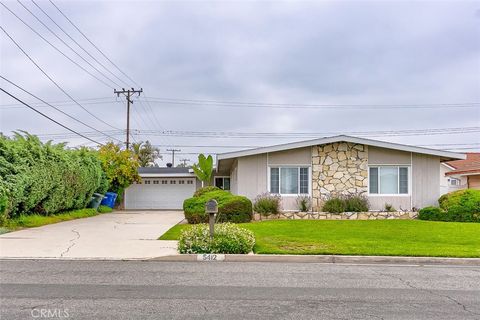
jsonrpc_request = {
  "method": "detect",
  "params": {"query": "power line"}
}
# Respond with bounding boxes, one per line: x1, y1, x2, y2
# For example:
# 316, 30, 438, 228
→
143, 98, 480, 110
1, 88, 102, 145
0, 96, 114, 108
15, 0, 122, 88
0, 76, 122, 142
30, 0, 131, 88
0, 25, 120, 130
49, 0, 141, 88
0, 2, 115, 89
135, 127, 480, 138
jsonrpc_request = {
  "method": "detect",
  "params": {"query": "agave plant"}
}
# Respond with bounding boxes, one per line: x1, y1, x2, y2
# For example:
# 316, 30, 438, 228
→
192, 154, 213, 186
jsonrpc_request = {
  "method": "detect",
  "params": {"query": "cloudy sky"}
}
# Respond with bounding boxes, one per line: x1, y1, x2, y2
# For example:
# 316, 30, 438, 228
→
1, 0, 479, 165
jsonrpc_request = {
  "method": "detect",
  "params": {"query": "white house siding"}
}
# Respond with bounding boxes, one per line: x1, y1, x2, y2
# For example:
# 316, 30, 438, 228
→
412, 153, 440, 209
237, 154, 268, 200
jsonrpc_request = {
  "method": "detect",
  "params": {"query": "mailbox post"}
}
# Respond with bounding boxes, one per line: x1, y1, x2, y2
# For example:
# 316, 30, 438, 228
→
205, 199, 218, 239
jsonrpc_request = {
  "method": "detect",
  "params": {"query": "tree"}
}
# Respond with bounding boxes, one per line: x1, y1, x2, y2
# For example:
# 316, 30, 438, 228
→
97, 142, 140, 194
192, 154, 213, 186
130, 141, 161, 167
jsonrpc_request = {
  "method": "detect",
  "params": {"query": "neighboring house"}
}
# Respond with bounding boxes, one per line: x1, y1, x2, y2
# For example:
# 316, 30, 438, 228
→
440, 163, 467, 195
216, 135, 465, 211
441, 153, 480, 194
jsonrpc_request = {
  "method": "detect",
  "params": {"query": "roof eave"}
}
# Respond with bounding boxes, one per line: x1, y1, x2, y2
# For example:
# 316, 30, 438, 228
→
217, 135, 466, 161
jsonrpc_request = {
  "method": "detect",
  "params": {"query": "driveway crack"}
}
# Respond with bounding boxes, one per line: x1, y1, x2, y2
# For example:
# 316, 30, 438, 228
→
60, 229, 80, 257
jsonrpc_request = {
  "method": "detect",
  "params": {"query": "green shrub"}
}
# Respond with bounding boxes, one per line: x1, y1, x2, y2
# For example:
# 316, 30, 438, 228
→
384, 203, 396, 212
98, 205, 113, 213
183, 189, 252, 224
296, 195, 311, 212
193, 186, 220, 197
178, 223, 255, 254
344, 195, 369, 212
322, 197, 346, 213
0, 133, 108, 218
418, 206, 445, 221
254, 193, 281, 215
438, 189, 480, 211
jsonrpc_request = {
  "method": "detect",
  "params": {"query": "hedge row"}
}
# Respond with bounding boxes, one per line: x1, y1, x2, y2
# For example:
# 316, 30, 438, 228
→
183, 187, 253, 223
418, 189, 480, 223
0, 133, 108, 222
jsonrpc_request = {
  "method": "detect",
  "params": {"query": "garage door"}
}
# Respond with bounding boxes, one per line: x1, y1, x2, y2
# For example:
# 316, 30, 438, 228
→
125, 178, 196, 210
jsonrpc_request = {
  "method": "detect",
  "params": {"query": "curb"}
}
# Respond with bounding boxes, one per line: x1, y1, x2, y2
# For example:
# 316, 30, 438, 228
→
149, 254, 480, 266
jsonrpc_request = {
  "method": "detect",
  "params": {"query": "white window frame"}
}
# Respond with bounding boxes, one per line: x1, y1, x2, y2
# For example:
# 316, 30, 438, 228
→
268, 166, 311, 196
214, 176, 231, 190
368, 165, 411, 196
449, 177, 460, 186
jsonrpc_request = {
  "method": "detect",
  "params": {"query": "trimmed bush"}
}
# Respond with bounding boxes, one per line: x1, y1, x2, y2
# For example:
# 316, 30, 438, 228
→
183, 189, 252, 224
322, 198, 346, 213
254, 193, 281, 215
384, 203, 396, 212
438, 189, 480, 211
418, 206, 445, 221
418, 190, 480, 223
178, 223, 255, 254
344, 195, 369, 212
193, 186, 220, 197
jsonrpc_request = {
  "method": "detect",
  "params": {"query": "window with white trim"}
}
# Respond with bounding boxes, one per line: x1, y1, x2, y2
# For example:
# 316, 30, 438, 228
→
369, 166, 409, 195
449, 178, 460, 186
215, 177, 231, 190
269, 167, 309, 195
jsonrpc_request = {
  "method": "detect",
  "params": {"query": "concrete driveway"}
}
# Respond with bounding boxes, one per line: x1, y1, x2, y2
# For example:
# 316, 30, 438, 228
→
0, 211, 184, 259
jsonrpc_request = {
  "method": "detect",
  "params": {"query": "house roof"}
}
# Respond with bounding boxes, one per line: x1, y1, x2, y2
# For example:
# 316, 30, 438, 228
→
138, 167, 195, 177
217, 135, 466, 161
445, 153, 480, 176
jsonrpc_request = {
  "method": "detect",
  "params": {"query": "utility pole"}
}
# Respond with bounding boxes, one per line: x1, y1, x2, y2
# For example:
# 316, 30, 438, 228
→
166, 148, 181, 166
179, 158, 190, 167
114, 88, 142, 149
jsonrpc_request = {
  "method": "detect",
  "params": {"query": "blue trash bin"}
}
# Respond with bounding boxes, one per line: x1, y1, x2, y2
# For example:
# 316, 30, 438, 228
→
101, 192, 117, 208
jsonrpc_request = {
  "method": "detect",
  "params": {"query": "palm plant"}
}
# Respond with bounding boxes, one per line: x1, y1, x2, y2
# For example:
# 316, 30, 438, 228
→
192, 154, 213, 186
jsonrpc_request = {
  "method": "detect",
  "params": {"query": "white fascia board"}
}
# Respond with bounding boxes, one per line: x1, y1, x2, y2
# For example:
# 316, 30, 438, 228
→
139, 173, 196, 178
217, 135, 466, 161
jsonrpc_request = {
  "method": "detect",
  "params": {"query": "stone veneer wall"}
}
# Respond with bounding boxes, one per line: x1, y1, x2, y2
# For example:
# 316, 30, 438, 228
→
312, 142, 368, 211
253, 211, 418, 221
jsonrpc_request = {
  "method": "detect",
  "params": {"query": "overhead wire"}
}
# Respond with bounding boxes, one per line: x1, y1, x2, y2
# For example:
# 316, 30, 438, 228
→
0, 25, 121, 130
1, 76, 122, 142
1, 88, 103, 145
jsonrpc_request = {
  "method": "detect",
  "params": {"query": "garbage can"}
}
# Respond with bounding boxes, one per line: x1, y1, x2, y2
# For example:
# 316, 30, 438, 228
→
87, 193, 104, 209
101, 192, 117, 209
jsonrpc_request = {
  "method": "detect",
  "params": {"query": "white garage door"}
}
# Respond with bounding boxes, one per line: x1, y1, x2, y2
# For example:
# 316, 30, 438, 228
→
125, 177, 196, 210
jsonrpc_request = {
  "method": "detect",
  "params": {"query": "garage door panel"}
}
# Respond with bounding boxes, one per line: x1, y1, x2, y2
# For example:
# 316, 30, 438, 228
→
125, 178, 196, 209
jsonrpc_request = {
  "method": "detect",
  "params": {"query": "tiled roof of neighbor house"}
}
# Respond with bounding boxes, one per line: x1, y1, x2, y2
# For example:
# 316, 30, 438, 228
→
138, 167, 194, 176
217, 135, 466, 161
445, 153, 480, 176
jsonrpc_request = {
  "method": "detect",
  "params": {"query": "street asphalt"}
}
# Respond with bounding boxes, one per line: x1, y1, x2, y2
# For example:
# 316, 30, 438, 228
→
1, 260, 479, 319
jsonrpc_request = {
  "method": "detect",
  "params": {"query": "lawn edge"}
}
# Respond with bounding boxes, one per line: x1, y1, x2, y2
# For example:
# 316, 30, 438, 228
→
149, 254, 480, 266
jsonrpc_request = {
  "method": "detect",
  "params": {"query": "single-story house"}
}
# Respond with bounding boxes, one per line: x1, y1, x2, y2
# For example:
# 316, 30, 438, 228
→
440, 153, 480, 195
216, 135, 465, 211
125, 135, 465, 211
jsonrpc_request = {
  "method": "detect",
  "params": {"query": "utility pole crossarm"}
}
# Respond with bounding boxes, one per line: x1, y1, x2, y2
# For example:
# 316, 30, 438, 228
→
167, 148, 181, 166
114, 88, 142, 149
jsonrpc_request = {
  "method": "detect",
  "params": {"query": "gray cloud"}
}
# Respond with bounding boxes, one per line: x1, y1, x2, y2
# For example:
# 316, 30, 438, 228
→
1, 0, 479, 164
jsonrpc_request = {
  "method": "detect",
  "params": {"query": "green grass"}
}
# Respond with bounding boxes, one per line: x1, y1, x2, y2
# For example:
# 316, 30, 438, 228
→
159, 220, 480, 258
98, 205, 113, 213
1, 208, 101, 231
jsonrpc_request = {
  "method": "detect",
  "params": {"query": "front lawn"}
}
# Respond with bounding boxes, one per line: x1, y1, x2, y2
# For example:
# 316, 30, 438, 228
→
1, 207, 110, 232
160, 220, 480, 257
